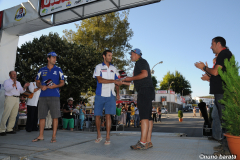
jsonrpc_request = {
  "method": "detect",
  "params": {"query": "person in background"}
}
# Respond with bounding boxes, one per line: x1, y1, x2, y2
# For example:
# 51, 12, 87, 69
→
116, 103, 121, 124
44, 111, 52, 130
130, 104, 135, 126
134, 104, 140, 128
0, 71, 29, 136
193, 107, 197, 117
120, 104, 127, 125
157, 107, 161, 122
79, 105, 86, 131
26, 77, 41, 132
126, 105, 131, 127
152, 107, 157, 123
62, 98, 76, 131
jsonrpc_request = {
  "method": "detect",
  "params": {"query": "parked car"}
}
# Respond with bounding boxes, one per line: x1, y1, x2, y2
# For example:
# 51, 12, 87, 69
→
183, 106, 190, 112
161, 107, 168, 114
188, 107, 193, 111
116, 99, 137, 106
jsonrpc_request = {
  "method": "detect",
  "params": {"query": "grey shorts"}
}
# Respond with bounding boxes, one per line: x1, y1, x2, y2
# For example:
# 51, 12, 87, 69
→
38, 97, 61, 119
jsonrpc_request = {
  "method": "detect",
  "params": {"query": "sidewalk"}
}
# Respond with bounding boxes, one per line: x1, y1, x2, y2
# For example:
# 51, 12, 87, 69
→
0, 130, 219, 160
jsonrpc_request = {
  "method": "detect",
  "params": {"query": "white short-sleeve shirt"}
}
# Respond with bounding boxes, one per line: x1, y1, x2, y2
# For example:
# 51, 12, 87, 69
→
93, 62, 119, 97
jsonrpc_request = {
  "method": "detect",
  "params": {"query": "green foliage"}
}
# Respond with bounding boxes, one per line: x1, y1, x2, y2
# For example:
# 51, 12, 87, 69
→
62, 11, 134, 72
152, 76, 158, 90
16, 32, 102, 105
218, 56, 240, 136
159, 71, 192, 95
178, 110, 183, 118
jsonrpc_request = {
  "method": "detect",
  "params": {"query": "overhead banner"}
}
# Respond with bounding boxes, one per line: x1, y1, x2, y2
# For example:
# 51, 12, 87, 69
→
40, 0, 97, 16
0, 11, 3, 29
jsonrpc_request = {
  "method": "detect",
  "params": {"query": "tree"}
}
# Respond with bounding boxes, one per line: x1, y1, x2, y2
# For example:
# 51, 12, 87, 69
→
62, 11, 134, 71
218, 56, 240, 136
15, 32, 102, 105
159, 71, 192, 95
152, 76, 158, 90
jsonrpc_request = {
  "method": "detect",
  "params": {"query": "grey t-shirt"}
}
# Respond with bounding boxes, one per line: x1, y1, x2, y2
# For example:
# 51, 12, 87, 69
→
133, 57, 153, 91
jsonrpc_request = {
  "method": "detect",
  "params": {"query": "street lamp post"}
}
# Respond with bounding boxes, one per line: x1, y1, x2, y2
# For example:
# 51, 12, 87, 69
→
151, 61, 163, 74
169, 81, 174, 113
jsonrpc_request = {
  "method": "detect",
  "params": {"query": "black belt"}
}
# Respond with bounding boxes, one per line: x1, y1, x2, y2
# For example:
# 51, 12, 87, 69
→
13, 96, 20, 98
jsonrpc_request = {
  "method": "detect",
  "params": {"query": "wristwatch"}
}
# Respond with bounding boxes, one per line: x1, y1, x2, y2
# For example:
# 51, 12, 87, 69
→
203, 66, 207, 71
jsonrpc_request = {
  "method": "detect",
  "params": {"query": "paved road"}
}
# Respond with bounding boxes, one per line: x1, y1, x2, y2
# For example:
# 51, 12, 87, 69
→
123, 112, 204, 137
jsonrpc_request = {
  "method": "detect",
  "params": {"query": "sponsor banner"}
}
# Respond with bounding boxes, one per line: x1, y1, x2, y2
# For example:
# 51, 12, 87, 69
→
14, 7, 27, 22
156, 90, 167, 94
40, 0, 97, 16
0, 11, 3, 29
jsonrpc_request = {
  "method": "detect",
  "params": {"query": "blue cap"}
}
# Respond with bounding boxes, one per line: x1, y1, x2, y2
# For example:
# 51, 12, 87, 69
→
129, 48, 142, 56
47, 52, 57, 57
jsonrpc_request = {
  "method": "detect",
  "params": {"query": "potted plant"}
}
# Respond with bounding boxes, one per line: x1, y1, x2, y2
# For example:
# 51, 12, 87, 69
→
218, 56, 240, 159
178, 110, 183, 122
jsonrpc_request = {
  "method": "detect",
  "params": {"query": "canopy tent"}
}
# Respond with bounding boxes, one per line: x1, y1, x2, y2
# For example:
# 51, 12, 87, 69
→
0, 0, 161, 119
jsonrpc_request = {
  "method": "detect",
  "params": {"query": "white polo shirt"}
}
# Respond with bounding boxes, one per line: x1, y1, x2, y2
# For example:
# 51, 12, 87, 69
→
93, 62, 119, 97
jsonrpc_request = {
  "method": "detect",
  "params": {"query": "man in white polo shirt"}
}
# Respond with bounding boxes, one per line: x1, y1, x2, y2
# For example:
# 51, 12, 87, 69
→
0, 71, 29, 136
93, 50, 121, 145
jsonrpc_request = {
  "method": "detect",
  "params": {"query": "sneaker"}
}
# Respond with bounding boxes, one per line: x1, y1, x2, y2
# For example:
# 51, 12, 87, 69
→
213, 145, 223, 151
130, 141, 147, 150
0, 132, 6, 136
146, 142, 153, 149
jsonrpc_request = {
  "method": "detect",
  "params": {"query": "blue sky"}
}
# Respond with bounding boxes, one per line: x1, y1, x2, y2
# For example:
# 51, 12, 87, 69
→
1, 0, 240, 98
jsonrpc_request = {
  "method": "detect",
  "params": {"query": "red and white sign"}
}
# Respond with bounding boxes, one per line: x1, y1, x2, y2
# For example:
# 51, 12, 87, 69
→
170, 91, 175, 94
181, 97, 185, 103
40, 0, 97, 16
156, 90, 167, 94
0, 11, 3, 28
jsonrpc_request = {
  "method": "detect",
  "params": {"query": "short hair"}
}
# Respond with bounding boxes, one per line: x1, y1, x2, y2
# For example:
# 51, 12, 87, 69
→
9, 71, 14, 75
102, 50, 112, 58
212, 36, 227, 48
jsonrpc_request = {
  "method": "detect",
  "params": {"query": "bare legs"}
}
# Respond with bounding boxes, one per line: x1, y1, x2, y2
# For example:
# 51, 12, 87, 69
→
95, 114, 111, 141
140, 119, 153, 143
32, 118, 58, 142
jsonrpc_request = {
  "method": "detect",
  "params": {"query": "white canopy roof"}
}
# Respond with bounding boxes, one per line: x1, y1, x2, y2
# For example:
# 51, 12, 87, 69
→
1, 0, 161, 36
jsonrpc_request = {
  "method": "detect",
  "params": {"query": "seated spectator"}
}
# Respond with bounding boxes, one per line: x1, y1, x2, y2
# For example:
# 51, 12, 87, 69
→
62, 97, 76, 131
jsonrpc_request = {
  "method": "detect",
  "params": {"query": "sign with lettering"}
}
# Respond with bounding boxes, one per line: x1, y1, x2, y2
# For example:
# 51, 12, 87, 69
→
40, 0, 97, 16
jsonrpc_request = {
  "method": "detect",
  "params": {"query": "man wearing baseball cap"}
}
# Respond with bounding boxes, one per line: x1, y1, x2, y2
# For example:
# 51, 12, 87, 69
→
62, 98, 76, 131
122, 48, 155, 150
32, 51, 65, 143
